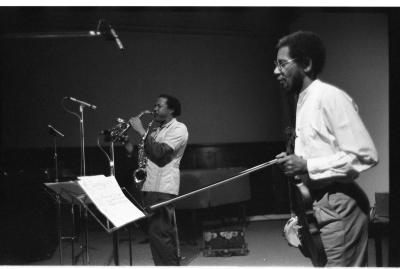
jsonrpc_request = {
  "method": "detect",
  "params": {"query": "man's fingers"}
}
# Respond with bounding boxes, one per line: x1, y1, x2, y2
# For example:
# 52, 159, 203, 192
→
276, 152, 287, 159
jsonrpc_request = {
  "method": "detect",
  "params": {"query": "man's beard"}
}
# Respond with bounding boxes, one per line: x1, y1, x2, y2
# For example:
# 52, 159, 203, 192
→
289, 71, 304, 95
155, 115, 166, 125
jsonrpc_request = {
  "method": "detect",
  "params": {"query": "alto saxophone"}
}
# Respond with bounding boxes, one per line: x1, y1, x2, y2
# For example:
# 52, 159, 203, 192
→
133, 110, 154, 187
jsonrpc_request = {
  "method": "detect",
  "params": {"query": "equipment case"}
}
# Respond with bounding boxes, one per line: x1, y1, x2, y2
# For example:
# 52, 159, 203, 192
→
202, 226, 249, 257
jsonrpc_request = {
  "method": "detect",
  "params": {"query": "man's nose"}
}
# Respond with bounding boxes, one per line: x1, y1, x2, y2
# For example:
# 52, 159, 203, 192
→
273, 65, 281, 75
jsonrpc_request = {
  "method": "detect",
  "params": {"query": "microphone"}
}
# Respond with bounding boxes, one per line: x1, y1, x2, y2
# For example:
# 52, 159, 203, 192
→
48, 124, 65, 138
67, 97, 97, 110
109, 25, 124, 50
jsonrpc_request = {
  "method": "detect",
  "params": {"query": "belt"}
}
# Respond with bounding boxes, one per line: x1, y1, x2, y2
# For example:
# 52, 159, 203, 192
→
309, 181, 370, 215
310, 182, 356, 201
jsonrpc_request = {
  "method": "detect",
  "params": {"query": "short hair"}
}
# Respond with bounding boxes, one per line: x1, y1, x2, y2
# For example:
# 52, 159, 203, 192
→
276, 31, 326, 76
159, 94, 181, 117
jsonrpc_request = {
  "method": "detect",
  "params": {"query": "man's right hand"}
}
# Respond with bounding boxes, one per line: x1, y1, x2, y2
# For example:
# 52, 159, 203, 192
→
276, 152, 308, 176
129, 117, 146, 137
276, 152, 288, 159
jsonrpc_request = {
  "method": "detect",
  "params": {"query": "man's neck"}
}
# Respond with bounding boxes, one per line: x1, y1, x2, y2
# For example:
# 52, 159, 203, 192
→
159, 116, 174, 127
300, 76, 317, 94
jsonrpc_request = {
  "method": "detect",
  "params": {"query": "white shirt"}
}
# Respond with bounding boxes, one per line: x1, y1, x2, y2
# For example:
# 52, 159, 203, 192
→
142, 118, 188, 195
295, 80, 378, 184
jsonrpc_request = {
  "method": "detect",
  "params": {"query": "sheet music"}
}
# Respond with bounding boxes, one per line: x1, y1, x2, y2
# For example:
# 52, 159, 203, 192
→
77, 175, 145, 228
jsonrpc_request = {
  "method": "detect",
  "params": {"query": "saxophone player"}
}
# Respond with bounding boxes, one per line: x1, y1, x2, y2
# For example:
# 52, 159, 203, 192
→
127, 94, 189, 266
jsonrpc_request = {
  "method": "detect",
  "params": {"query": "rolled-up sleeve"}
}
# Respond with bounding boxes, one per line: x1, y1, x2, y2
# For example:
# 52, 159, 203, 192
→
144, 123, 188, 167
162, 124, 188, 151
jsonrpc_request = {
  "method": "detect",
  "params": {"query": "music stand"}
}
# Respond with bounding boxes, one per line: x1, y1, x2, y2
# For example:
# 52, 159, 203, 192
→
44, 181, 91, 265
45, 176, 147, 265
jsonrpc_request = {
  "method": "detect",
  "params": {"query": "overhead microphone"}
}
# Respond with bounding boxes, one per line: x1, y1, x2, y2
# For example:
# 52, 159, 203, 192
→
67, 97, 97, 110
48, 124, 65, 138
108, 24, 124, 50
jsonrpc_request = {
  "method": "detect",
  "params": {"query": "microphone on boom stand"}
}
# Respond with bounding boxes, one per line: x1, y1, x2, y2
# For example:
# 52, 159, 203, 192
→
67, 97, 97, 110
48, 124, 65, 138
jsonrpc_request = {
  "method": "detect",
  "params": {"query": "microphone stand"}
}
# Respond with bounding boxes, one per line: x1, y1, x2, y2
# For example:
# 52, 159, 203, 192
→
96, 132, 134, 265
108, 139, 127, 265
79, 105, 86, 177
108, 140, 121, 265
51, 132, 63, 264
2, 31, 101, 39
48, 125, 80, 265
1, 19, 123, 51
77, 104, 90, 265
61, 96, 96, 265
2, 19, 103, 40
110, 141, 115, 177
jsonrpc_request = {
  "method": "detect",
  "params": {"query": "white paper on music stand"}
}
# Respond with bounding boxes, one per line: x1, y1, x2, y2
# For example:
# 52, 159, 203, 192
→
77, 175, 145, 228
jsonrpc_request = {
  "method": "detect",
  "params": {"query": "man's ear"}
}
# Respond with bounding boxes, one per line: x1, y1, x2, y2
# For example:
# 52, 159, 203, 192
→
304, 58, 312, 74
168, 108, 175, 117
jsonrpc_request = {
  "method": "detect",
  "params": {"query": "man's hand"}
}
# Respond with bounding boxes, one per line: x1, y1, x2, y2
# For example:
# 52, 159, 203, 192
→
129, 117, 146, 137
124, 141, 134, 153
275, 152, 307, 176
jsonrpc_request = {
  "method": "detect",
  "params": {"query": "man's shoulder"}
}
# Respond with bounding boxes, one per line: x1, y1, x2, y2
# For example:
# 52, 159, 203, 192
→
317, 80, 342, 92
317, 80, 352, 100
316, 80, 355, 110
170, 119, 188, 133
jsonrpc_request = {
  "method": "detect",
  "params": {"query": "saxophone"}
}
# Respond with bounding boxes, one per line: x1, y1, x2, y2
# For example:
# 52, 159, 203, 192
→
132, 110, 154, 187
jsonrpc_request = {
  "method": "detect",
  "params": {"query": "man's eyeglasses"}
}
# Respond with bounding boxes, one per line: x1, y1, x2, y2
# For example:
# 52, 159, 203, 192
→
274, 58, 297, 72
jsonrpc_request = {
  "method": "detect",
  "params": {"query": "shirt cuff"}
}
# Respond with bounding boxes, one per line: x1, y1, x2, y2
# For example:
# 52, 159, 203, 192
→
307, 157, 336, 180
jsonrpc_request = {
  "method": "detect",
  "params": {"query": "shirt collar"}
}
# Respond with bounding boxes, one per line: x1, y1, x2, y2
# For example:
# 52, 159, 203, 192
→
159, 118, 176, 129
298, 79, 321, 104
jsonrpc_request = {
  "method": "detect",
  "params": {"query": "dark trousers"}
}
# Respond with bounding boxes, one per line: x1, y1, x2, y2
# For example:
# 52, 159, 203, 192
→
143, 191, 179, 266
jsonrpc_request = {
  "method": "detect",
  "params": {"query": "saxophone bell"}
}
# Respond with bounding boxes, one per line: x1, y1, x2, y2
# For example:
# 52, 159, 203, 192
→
133, 168, 147, 185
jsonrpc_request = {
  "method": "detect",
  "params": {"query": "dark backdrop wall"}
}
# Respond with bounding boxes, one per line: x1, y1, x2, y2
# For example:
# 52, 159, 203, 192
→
1, 7, 291, 149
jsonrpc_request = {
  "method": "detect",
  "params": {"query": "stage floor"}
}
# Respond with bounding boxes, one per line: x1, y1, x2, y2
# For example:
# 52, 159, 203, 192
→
23, 219, 386, 267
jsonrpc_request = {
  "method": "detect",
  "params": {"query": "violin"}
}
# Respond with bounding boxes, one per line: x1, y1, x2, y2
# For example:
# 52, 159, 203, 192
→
283, 126, 327, 267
